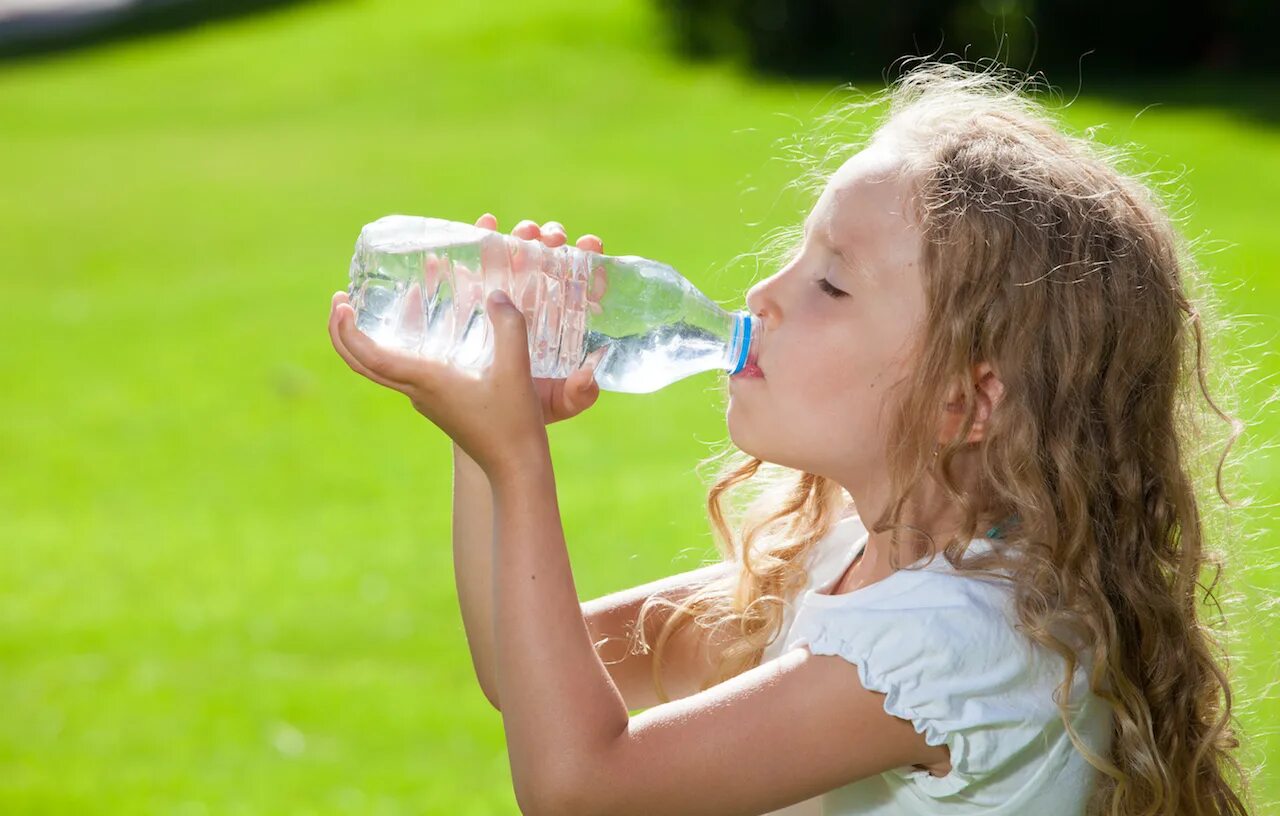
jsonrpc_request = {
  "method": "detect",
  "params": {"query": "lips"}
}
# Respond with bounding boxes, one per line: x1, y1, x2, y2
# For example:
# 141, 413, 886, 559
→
733, 344, 765, 379
733, 362, 765, 379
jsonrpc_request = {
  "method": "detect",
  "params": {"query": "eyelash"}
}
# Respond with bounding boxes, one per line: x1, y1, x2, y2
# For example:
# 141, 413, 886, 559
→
816, 278, 848, 299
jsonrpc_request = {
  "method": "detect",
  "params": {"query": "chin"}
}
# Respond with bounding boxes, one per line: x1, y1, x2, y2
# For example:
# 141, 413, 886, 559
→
726, 409, 782, 464
731, 429, 836, 477
727, 429, 787, 468
725, 425, 752, 458
726, 403, 756, 451
727, 403, 817, 470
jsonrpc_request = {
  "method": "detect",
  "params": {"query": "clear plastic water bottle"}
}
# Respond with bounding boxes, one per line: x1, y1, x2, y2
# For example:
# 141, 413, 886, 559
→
346, 214, 763, 394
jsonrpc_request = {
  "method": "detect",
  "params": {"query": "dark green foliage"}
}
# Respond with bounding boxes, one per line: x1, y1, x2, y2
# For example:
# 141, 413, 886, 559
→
653, 0, 1279, 79
0, 0, 325, 61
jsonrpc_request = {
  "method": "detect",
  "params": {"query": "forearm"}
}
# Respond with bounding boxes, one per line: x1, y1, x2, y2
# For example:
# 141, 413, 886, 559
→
489, 443, 630, 810
452, 442, 502, 707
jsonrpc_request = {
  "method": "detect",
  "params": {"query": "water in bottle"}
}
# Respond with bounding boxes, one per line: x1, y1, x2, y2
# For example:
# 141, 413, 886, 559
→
346, 215, 762, 394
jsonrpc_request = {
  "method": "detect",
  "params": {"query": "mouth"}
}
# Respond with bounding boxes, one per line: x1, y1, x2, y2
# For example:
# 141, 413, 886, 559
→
732, 360, 765, 380
738, 324, 765, 379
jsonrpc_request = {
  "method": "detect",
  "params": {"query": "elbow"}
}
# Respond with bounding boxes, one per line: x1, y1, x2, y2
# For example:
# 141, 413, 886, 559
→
474, 670, 501, 711
513, 774, 573, 816
525, 782, 596, 816
523, 757, 611, 816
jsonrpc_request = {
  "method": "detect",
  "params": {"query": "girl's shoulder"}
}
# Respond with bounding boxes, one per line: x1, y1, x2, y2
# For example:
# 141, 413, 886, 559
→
784, 535, 1110, 800
803, 515, 1018, 620
789, 537, 1038, 678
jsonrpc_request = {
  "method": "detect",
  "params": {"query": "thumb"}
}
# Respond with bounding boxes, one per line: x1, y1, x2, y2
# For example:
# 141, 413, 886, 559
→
585, 348, 607, 386
581, 357, 600, 391
485, 289, 530, 373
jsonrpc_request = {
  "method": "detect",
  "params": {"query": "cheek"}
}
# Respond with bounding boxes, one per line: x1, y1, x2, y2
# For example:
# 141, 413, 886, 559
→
792, 327, 878, 397
782, 354, 867, 428
794, 342, 900, 430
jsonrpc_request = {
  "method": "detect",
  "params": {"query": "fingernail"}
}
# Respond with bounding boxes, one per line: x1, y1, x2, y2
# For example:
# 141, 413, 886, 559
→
492, 290, 510, 305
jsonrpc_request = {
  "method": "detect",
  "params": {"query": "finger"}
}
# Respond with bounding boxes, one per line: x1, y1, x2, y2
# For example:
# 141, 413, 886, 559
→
329, 293, 401, 389
513, 219, 540, 240
540, 221, 567, 247
565, 366, 599, 414
567, 367, 595, 400
557, 378, 581, 416
572, 349, 603, 391
477, 213, 498, 230
330, 299, 395, 389
576, 234, 603, 253
333, 301, 428, 389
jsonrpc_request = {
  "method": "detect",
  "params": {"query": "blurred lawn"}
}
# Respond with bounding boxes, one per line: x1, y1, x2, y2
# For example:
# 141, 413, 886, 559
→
1, 1, 1277, 813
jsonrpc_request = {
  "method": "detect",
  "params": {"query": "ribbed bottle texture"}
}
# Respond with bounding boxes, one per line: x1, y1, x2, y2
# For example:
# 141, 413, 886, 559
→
347, 215, 761, 394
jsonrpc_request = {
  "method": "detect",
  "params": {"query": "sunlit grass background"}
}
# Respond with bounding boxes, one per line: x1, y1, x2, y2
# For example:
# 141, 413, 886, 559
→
2, 0, 1277, 812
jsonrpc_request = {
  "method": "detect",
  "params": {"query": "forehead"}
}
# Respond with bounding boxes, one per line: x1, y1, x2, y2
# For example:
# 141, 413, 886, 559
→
808, 140, 920, 289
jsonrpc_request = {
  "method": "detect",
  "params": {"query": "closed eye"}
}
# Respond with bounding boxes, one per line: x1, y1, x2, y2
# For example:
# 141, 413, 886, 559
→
817, 278, 848, 299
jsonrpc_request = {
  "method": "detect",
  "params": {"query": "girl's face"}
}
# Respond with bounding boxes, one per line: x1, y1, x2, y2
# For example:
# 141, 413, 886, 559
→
728, 137, 927, 489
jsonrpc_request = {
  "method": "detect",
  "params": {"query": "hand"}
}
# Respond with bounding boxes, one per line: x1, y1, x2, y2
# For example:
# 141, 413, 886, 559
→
329, 285, 547, 482
475, 213, 605, 426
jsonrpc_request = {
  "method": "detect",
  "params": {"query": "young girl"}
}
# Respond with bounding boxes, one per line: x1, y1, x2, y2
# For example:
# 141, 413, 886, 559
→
327, 61, 1253, 815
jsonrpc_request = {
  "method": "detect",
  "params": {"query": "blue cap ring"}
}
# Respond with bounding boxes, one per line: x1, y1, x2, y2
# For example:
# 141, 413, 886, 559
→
731, 314, 752, 375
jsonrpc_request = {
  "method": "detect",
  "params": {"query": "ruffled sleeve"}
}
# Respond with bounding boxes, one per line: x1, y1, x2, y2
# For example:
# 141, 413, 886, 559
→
783, 565, 1065, 799
761, 515, 868, 664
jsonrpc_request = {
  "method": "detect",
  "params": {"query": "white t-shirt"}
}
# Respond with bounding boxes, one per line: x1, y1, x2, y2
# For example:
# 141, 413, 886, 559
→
760, 515, 1113, 815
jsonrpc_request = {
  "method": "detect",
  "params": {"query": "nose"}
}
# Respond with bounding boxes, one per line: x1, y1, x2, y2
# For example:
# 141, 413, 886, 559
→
745, 273, 781, 329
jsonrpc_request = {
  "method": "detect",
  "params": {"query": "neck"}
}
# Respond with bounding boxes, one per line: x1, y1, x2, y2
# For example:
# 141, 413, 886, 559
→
842, 448, 1003, 571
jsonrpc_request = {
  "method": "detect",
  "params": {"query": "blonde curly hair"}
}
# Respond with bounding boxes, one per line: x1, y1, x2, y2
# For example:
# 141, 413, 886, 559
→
625, 60, 1258, 815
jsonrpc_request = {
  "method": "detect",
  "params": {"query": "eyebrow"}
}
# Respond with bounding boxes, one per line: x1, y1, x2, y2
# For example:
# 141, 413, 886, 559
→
804, 216, 835, 248
804, 217, 866, 281
808, 218, 849, 260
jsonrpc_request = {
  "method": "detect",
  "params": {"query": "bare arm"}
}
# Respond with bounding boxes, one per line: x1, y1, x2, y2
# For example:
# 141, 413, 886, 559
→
580, 560, 737, 713
450, 215, 603, 709
452, 441, 503, 708
452, 440, 736, 712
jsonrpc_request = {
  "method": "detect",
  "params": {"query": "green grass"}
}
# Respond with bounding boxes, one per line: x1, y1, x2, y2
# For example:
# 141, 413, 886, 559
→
2, 1, 1277, 812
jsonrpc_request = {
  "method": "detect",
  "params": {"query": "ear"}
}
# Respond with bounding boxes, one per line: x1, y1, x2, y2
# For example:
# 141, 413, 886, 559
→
939, 363, 1004, 446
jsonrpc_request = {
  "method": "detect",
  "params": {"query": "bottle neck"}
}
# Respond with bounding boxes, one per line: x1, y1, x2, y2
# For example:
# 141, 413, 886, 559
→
725, 312, 762, 375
